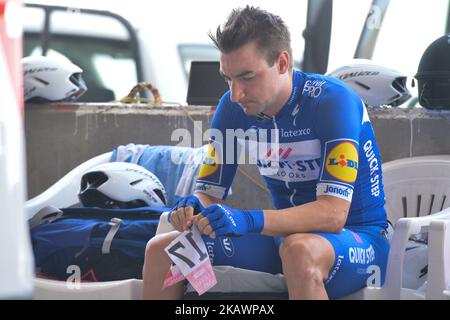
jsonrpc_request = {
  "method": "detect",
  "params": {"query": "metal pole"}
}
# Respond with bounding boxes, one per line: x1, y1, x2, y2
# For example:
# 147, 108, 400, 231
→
354, 0, 390, 59
301, 0, 333, 74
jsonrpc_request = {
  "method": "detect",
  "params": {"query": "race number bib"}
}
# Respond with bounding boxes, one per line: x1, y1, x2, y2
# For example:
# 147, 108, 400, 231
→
162, 264, 185, 289
164, 226, 217, 295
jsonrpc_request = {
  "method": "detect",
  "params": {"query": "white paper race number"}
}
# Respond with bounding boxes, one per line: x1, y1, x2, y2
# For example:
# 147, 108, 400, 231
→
164, 226, 217, 295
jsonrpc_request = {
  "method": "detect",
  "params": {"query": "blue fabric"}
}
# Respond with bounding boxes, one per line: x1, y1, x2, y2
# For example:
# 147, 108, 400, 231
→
30, 206, 168, 281
274, 225, 390, 299
202, 204, 264, 236
169, 194, 205, 222
111, 145, 203, 207
195, 70, 387, 229
61, 206, 168, 216
202, 233, 282, 275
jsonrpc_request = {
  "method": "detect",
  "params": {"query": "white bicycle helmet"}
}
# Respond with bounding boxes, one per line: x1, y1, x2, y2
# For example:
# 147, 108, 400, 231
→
78, 162, 167, 209
327, 59, 411, 106
22, 55, 87, 102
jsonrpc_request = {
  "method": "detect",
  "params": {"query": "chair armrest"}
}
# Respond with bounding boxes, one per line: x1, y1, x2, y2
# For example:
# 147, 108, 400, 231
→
155, 211, 175, 235
427, 219, 450, 299
33, 277, 143, 300
443, 290, 450, 299
383, 206, 450, 299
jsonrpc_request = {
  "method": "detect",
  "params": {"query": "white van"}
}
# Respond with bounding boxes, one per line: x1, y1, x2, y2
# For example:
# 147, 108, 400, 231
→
22, 0, 449, 106
22, 1, 311, 104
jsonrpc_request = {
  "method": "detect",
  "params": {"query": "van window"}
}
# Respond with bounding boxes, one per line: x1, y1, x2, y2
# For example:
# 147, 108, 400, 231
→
23, 5, 140, 102
178, 44, 220, 80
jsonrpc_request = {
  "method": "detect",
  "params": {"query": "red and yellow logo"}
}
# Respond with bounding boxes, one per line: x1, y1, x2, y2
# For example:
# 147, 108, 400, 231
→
197, 142, 221, 179
325, 141, 359, 183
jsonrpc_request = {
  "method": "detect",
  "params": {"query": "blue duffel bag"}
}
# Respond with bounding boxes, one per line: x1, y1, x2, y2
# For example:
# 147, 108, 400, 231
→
30, 206, 168, 282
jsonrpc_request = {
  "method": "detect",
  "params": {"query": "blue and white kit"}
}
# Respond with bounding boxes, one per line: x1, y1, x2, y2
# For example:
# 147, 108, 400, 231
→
195, 70, 390, 299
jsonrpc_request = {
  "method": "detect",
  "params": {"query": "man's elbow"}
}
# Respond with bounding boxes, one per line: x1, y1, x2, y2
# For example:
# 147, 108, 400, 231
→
317, 195, 350, 233
329, 211, 348, 233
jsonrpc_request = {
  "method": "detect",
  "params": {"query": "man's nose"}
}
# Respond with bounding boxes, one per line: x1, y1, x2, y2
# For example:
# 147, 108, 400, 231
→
230, 80, 245, 103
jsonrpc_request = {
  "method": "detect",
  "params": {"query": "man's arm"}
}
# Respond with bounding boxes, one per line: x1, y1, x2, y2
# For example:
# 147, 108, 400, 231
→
262, 195, 350, 236
196, 195, 349, 239
195, 191, 222, 208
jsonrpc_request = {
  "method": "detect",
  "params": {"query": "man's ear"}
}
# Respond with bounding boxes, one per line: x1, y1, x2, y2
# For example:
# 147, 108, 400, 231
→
277, 51, 290, 74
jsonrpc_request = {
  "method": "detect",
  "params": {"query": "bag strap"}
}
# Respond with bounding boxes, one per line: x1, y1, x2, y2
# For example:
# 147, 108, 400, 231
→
60, 206, 166, 220
30, 206, 166, 228
101, 218, 123, 254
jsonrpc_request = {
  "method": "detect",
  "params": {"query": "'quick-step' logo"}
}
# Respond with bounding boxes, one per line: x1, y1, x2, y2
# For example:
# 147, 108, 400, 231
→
363, 140, 380, 197
349, 245, 375, 265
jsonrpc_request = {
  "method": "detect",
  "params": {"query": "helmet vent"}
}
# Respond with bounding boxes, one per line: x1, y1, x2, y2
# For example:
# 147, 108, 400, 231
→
80, 171, 108, 191
353, 80, 370, 90
130, 178, 144, 186
32, 76, 49, 85
153, 189, 167, 205
392, 77, 407, 93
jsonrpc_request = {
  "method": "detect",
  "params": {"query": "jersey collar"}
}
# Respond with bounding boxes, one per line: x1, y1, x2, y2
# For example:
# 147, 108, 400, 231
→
273, 70, 303, 121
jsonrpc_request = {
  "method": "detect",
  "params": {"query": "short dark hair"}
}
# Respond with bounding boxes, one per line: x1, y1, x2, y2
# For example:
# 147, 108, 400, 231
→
209, 6, 293, 69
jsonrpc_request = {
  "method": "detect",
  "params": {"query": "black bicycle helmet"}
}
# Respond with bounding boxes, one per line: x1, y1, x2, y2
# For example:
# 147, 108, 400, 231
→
415, 34, 450, 109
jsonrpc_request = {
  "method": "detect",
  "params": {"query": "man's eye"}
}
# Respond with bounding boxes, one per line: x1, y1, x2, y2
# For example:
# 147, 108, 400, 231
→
242, 75, 255, 81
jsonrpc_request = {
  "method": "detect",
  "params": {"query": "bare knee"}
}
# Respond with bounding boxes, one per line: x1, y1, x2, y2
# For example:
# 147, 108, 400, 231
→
280, 235, 315, 261
145, 231, 180, 259
279, 235, 331, 283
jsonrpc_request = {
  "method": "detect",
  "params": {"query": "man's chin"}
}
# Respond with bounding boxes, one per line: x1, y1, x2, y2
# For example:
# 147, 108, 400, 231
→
242, 109, 258, 116
240, 104, 260, 116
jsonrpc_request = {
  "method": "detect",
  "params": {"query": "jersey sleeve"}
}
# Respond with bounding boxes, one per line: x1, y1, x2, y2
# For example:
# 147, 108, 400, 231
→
194, 92, 243, 200
314, 85, 364, 203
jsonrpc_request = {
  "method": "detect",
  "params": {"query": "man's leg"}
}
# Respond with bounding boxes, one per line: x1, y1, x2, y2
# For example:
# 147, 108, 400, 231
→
142, 231, 184, 300
279, 233, 335, 300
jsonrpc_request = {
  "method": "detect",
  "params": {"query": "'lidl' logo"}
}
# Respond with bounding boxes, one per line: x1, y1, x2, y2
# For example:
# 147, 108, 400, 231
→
197, 143, 220, 179
325, 141, 359, 183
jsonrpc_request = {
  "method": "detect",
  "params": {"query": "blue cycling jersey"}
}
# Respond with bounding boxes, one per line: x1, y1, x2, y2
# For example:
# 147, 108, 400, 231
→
195, 70, 387, 228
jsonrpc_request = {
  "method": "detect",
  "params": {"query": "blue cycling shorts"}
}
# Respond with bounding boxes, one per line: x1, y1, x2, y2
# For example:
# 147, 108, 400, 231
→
201, 233, 282, 275
276, 225, 390, 299
203, 225, 390, 299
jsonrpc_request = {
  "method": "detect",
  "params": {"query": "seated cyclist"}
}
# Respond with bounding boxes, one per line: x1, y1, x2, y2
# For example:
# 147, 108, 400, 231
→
143, 6, 390, 300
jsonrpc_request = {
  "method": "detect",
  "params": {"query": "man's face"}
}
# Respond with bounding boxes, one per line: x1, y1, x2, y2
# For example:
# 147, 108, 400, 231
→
220, 41, 284, 116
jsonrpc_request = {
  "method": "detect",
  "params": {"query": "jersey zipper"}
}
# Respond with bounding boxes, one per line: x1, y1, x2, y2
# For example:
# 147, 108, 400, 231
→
272, 116, 297, 207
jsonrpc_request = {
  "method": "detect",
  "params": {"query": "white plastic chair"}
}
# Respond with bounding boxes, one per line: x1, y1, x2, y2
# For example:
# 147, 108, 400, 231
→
346, 155, 450, 300
382, 155, 450, 223
426, 218, 450, 299
28, 154, 450, 300
33, 278, 143, 300
375, 208, 450, 300
155, 155, 450, 300
25, 152, 112, 220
